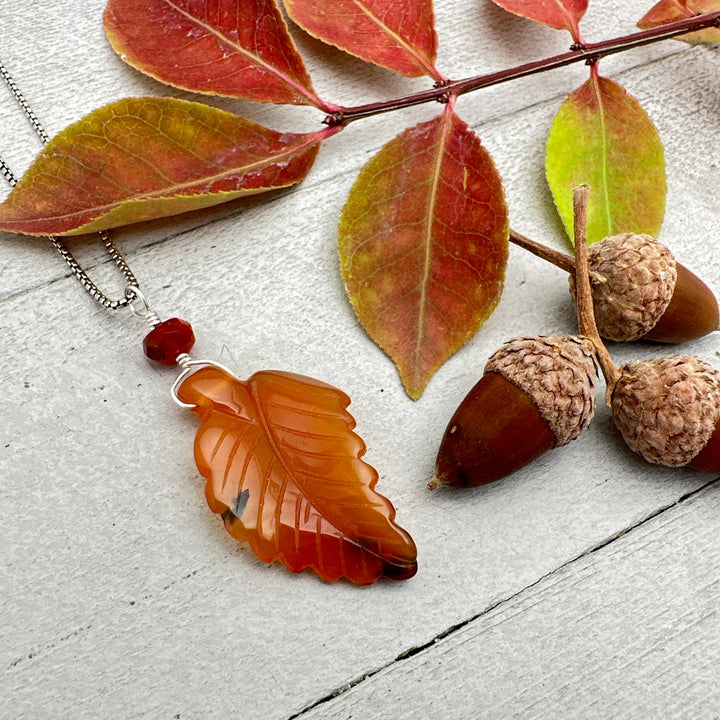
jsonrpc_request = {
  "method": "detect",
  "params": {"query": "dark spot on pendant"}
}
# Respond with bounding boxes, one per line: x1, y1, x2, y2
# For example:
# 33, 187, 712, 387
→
354, 535, 418, 580
382, 557, 418, 581
223, 489, 250, 524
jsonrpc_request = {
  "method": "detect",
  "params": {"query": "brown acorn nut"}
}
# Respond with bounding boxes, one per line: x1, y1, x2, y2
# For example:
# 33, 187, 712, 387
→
431, 335, 598, 488
611, 354, 720, 471
569, 233, 719, 343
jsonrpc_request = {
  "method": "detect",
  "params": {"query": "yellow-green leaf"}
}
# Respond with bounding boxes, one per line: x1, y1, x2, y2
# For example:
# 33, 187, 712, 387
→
546, 71, 666, 246
0, 96, 328, 236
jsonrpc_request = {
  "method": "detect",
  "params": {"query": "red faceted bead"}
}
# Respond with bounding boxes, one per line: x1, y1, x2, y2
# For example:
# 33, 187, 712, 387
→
143, 318, 195, 366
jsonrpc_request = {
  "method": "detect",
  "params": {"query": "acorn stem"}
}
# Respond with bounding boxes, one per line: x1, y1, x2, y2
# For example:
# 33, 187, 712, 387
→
572, 185, 619, 402
508, 228, 576, 274
508, 228, 607, 285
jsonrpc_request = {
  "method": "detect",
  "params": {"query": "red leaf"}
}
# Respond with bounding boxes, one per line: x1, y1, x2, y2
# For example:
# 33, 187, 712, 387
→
283, 0, 441, 79
491, 0, 588, 38
638, 0, 720, 44
104, 0, 327, 108
177, 365, 418, 584
339, 106, 509, 399
0, 97, 330, 236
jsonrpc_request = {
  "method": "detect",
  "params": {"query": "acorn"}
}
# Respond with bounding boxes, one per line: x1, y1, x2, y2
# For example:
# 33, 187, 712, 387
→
430, 334, 598, 488
610, 354, 720, 472
509, 229, 719, 344
551, 197, 720, 472
569, 232, 719, 343
430, 185, 601, 490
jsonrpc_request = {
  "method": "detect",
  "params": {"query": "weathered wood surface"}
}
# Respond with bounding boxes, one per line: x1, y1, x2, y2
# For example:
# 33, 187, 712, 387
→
2, 2, 719, 718
302, 482, 720, 719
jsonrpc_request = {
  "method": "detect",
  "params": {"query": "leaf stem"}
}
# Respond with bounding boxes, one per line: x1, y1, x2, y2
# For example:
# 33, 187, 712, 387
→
325, 11, 720, 126
572, 185, 618, 403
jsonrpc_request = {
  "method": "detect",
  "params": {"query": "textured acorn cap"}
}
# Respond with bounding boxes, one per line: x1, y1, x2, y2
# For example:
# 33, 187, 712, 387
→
569, 233, 677, 342
611, 355, 720, 467
485, 335, 598, 447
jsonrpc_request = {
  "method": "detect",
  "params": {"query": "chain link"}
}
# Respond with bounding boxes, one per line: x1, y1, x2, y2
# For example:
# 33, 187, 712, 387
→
0, 59, 140, 310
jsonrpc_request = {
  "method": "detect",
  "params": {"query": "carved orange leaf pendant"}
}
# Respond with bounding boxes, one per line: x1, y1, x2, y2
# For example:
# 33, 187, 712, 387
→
177, 365, 418, 584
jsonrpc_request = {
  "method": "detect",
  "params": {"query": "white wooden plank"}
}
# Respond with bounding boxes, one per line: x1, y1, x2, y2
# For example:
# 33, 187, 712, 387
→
298, 481, 720, 719
2, 2, 720, 719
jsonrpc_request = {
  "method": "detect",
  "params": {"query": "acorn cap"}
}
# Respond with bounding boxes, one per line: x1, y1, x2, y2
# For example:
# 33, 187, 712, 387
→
486, 335, 598, 447
569, 233, 677, 342
611, 354, 720, 467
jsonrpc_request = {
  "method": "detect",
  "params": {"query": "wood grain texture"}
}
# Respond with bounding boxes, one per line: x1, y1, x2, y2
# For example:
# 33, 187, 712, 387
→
2, 1, 720, 718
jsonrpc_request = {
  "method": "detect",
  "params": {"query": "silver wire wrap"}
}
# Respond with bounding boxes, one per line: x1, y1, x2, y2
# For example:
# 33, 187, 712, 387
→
170, 359, 235, 409
0, 59, 140, 310
126, 286, 161, 327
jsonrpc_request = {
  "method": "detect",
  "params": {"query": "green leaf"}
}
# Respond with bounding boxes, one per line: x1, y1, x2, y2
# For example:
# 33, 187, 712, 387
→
0, 97, 330, 236
546, 71, 666, 246
339, 105, 508, 400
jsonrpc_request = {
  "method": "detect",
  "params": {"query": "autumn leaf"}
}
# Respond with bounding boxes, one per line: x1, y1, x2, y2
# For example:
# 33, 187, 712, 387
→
104, 0, 329, 108
0, 97, 332, 237
339, 105, 508, 400
177, 364, 418, 584
490, 0, 588, 39
545, 70, 666, 246
283, 0, 442, 79
638, 0, 720, 44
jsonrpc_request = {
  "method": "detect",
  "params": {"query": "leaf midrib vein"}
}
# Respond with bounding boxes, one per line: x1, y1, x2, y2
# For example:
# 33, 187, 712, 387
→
591, 72, 613, 238
250, 381, 393, 568
414, 107, 453, 369
18, 133, 319, 225
550, 0, 579, 37
162, 0, 317, 105
350, 0, 436, 77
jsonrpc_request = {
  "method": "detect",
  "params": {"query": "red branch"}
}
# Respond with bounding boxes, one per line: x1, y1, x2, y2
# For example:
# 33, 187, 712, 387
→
325, 12, 720, 126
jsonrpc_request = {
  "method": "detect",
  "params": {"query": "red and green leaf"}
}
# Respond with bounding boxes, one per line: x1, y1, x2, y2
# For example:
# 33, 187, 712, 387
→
283, 0, 441, 79
104, 0, 328, 108
0, 97, 330, 236
339, 105, 508, 400
638, 0, 720, 44
177, 364, 418, 584
545, 71, 666, 246
490, 0, 588, 39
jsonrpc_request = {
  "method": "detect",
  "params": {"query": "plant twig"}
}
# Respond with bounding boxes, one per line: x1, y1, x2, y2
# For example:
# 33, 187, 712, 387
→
572, 185, 619, 403
325, 12, 720, 126
508, 228, 609, 285
508, 228, 575, 274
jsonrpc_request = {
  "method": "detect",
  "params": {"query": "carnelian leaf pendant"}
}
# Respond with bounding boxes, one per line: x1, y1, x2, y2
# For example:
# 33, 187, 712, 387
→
176, 365, 418, 585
